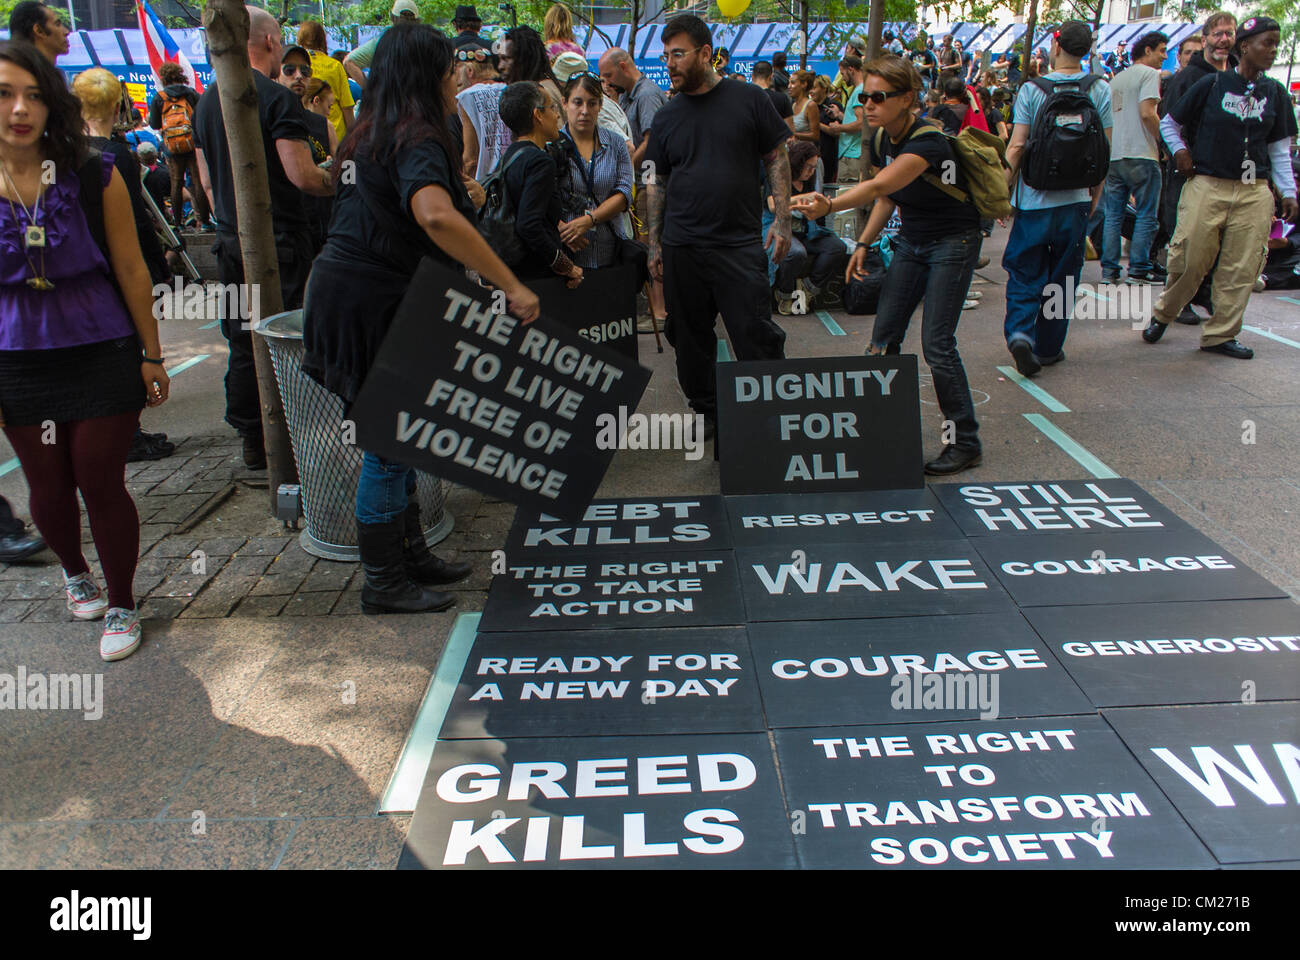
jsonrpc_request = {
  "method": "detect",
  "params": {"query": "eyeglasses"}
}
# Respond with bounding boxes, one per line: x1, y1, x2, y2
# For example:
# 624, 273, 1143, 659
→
860, 89, 909, 104
281, 63, 312, 77
456, 48, 492, 62
659, 47, 701, 64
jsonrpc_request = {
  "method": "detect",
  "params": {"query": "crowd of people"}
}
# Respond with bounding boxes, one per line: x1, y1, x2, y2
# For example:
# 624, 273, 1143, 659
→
0, 2, 1295, 661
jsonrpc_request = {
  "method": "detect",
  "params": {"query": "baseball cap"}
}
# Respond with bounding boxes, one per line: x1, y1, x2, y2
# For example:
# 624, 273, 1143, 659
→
1236, 16, 1280, 45
137, 141, 158, 158
553, 51, 590, 83
391, 0, 418, 17
1054, 20, 1093, 57
281, 44, 310, 61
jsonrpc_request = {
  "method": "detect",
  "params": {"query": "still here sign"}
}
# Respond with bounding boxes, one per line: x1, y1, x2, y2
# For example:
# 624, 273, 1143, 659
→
716, 356, 922, 495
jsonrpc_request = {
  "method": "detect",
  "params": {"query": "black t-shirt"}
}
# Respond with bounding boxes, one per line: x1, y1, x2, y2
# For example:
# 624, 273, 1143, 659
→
931, 104, 965, 135
764, 87, 794, 121
194, 70, 310, 234
911, 48, 937, 80
867, 119, 980, 244
88, 136, 168, 282
645, 78, 790, 247
1171, 69, 1298, 181
323, 135, 473, 276
142, 162, 171, 212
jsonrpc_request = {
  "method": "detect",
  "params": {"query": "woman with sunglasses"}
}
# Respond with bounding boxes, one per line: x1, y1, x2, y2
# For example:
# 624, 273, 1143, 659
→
793, 55, 983, 477
0, 42, 169, 659
302, 23, 539, 615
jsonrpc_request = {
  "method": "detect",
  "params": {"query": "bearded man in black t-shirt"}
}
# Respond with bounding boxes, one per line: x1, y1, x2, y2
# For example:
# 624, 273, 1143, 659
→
644, 14, 792, 432
1142, 16, 1298, 360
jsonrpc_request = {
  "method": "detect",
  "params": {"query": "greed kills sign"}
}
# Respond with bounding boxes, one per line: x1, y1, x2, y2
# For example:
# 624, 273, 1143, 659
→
505, 497, 732, 553
716, 356, 923, 495
774, 716, 1215, 869
398, 734, 796, 869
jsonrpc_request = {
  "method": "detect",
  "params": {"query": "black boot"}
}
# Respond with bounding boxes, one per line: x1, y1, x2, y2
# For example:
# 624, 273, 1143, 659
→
403, 502, 471, 585
358, 518, 456, 614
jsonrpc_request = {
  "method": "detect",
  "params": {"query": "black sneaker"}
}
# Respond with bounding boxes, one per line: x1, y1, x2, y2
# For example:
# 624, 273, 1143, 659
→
1141, 320, 1168, 343
1009, 341, 1041, 377
1127, 267, 1167, 284
1174, 307, 1202, 325
924, 445, 982, 476
126, 430, 176, 463
0, 527, 45, 563
242, 435, 267, 469
1201, 339, 1253, 359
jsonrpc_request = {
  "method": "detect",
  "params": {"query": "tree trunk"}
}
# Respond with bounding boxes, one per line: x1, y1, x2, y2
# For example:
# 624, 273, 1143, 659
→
799, 0, 809, 69
1023, 0, 1038, 74
1091, 3, 1104, 74
203, 0, 298, 513
629, 0, 638, 55
866, 0, 884, 61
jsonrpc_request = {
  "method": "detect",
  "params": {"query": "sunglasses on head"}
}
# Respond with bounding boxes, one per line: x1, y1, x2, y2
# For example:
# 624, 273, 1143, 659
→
861, 89, 909, 104
281, 62, 312, 77
456, 48, 492, 62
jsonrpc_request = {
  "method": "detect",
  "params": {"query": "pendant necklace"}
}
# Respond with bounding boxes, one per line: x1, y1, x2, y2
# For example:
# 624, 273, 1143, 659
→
0, 161, 54, 291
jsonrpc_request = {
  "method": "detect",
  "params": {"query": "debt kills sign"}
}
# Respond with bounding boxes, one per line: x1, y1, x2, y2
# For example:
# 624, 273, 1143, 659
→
932, 479, 1189, 538
439, 627, 764, 738
725, 488, 962, 547
479, 550, 745, 632
1024, 599, 1300, 707
505, 497, 731, 554
398, 733, 796, 869
974, 531, 1288, 607
774, 716, 1215, 868
350, 259, 650, 520
1104, 702, 1300, 864
736, 541, 1014, 622
716, 356, 922, 495
747, 614, 1092, 728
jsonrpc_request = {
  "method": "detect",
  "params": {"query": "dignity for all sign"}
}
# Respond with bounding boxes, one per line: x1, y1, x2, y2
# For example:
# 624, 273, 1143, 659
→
350, 259, 651, 519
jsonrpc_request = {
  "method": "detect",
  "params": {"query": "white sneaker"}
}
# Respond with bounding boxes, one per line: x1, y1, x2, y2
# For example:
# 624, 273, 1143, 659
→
100, 607, 142, 661
966, 289, 984, 300
65, 572, 108, 620
963, 299, 978, 310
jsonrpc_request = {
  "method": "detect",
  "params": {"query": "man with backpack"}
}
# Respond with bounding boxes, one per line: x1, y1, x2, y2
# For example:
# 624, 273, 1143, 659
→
1002, 20, 1112, 377
148, 61, 211, 231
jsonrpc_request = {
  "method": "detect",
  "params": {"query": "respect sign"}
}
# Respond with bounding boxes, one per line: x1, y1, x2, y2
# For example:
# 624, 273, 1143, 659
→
350, 259, 651, 519
716, 356, 923, 494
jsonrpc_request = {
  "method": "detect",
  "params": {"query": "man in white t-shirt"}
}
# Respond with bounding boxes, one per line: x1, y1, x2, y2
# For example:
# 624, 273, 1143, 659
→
1102, 31, 1168, 284
455, 41, 510, 180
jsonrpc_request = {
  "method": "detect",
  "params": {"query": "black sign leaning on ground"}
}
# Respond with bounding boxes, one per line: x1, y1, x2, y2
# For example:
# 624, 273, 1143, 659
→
398, 732, 796, 869
773, 716, 1217, 869
1103, 702, 1300, 864
1023, 599, 1300, 707
478, 549, 746, 632
931, 478, 1192, 538
736, 540, 1016, 623
349, 258, 651, 520
716, 355, 923, 494
973, 531, 1288, 607
505, 496, 732, 554
748, 614, 1093, 728
439, 626, 764, 738
725, 488, 963, 548
530, 263, 640, 362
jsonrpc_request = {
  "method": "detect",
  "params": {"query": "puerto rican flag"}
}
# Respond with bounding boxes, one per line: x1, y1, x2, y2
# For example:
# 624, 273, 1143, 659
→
135, 0, 203, 93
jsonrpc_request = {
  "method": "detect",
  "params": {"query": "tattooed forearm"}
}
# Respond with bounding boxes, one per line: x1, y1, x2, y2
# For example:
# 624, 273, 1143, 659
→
764, 145, 792, 228
646, 180, 666, 248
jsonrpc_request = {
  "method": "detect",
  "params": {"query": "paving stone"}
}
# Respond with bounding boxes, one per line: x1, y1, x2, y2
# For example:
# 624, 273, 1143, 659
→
138, 523, 178, 543
265, 545, 317, 577
150, 555, 227, 599
330, 590, 363, 614
280, 592, 338, 616
0, 600, 36, 621
232, 594, 290, 617
241, 537, 290, 557
22, 595, 72, 622
148, 494, 209, 525
249, 573, 306, 596
147, 537, 200, 559
197, 537, 248, 557
297, 562, 354, 592
131, 556, 175, 597
7, 575, 62, 600
139, 596, 190, 619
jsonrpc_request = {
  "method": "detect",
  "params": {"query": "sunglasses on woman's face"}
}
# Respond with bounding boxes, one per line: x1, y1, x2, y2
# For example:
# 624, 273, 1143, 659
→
861, 89, 909, 104
281, 63, 312, 77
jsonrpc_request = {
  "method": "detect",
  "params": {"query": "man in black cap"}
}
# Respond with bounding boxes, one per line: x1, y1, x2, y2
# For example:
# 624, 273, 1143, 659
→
452, 5, 483, 50
1142, 15, 1297, 360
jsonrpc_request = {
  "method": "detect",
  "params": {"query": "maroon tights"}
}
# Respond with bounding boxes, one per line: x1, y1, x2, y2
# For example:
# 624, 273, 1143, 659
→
4, 411, 140, 609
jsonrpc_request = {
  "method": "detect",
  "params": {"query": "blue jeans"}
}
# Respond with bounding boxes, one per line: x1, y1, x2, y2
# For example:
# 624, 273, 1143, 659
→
1101, 158, 1162, 274
1002, 202, 1090, 360
870, 229, 982, 451
356, 451, 416, 524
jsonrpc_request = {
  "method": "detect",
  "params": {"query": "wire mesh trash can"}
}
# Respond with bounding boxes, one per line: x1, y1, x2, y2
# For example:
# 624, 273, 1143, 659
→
257, 310, 453, 562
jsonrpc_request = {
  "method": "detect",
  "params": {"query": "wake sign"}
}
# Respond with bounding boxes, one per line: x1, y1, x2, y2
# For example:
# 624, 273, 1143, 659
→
716, 356, 923, 494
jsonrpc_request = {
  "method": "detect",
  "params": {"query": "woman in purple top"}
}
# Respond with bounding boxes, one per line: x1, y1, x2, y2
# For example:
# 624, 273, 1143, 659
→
0, 41, 169, 662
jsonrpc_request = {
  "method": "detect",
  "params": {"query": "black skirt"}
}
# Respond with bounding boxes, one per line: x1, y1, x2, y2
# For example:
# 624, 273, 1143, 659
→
0, 335, 146, 426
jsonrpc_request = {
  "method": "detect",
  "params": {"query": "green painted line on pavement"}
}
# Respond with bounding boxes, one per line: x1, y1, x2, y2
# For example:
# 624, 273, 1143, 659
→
168, 354, 211, 376
0, 457, 16, 478
380, 611, 481, 814
717, 339, 733, 362
200, 319, 221, 330
1023, 413, 1119, 479
1277, 296, 1300, 307
1243, 325, 1300, 350
997, 365, 1071, 413
1077, 285, 1112, 302
816, 310, 846, 335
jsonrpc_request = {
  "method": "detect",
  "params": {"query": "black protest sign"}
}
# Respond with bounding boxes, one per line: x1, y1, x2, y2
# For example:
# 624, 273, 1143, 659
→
1024, 599, 1300, 707
440, 627, 764, 738
973, 531, 1288, 607
931, 478, 1190, 538
748, 614, 1092, 729
716, 356, 923, 495
398, 733, 796, 869
725, 488, 962, 548
505, 496, 732, 554
774, 716, 1216, 869
530, 263, 640, 362
1103, 702, 1300, 864
349, 258, 650, 520
736, 541, 1015, 623
479, 549, 745, 632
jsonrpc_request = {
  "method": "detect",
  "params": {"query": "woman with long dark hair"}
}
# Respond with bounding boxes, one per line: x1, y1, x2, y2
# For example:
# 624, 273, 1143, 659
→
302, 22, 539, 615
498, 25, 562, 107
0, 41, 169, 660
